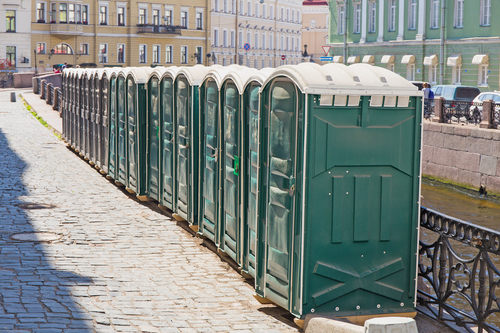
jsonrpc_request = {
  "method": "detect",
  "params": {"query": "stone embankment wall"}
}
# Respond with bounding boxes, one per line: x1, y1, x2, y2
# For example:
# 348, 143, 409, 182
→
422, 122, 500, 194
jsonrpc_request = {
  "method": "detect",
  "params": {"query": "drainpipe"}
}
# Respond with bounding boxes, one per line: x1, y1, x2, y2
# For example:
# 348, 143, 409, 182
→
343, 0, 347, 65
439, 0, 445, 84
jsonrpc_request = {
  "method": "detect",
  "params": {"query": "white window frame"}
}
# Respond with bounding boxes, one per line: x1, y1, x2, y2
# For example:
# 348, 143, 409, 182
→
263, 4, 267, 18
195, 9, 203, 29
454, 0, 463, 28
151, 7, 160, 25
480, 0, 491, 26
255, 3, 259, 17
81, 4, 88, 24
181, 45, 188, 64
196, 46, 202, 64
116, 4, 126, 26
255, 32, 259, 49
99, 43, 108, 63
37, 42, 46, 54
368, 1, 376, 33
238, 30, 243, 47
165, 6, 174, 26
388, 0, 396, 31
180, 7, 189, 29
429, 64, 438, 84
215, 0, 219, 11
407, 63, 415, 81
337, 4, 345, 34
269, 33, 273, 50
479, 65, 488, 86
353, 2, 361, 34
98, 3, 108, 25
214, 28, 219, 47
388, 63, 395, 72
165, 45, 173, 64
117, 44, 125, 63
36, 1, 47, 22
139, 44, 147, 64
224, 0, 228, 12
138, 5, 147, 25
231, 30, 235, 47
270, 5, 273, 19
223, 29, 228, 47
80, 43, 89, 55
431, 0, 439, 28
232, 0, 236, 14
153, 44, 160, 63
240, 0, 243, 14
452, 65, 461, 84
262, 32, 266, 49
408, 0, 417, 30
248, 1, 251, 16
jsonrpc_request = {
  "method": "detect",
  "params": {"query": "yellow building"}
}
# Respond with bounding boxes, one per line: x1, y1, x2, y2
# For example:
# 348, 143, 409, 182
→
31, 0, 208, 72
302, 0, 330, 64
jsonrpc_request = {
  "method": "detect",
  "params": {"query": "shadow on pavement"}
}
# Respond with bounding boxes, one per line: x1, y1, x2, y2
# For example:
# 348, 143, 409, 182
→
0, 128, 93, 332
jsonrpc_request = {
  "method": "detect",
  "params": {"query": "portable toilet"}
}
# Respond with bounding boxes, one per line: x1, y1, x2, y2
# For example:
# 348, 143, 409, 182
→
88, 69, 96, 165
82, 70, 91, 161
114, 68, 132, 186
76, 69, 86, 154
100, 68, 118, 175
173, 65, 210, 228
159, 67, 180, 211
256, 63, 422, 320
61, 70, 69, 142
94, 69, 107, 173
107, 68, 122, 180
239, 68, 274, 278
125, 67, 154, 198
198, 66, 234, 244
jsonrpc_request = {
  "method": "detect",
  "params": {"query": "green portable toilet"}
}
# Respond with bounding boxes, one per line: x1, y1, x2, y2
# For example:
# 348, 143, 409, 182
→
98, 69, 111, 174
115, 68, 133, 185
83, 70, 91, 161
107, 68, 121, 180
255, 63, 422, 320
125, 67, 154, 198
238, 68, 274, 278
147, 66, 179, 208
61, 70, 69, 142
159, 67, 180, 210
215, 67, 261, 264
94, 69, 107, 173
173, 65, 210, 228
88, 69, 97, 166
76, 69, 85, 154
198, 66, 233, 243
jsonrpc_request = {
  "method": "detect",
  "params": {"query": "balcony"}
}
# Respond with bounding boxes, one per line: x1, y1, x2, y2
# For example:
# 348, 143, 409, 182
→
50, 23, 83, 35
137, 24, 182, 35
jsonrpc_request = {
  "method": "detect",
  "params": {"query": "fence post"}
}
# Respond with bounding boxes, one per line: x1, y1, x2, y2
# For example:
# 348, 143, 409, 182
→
46, 83, 53, 105
432, 97, 445, 123
53, 87, 60, 111
480, 99, 495, 129
40, 80, 46, 100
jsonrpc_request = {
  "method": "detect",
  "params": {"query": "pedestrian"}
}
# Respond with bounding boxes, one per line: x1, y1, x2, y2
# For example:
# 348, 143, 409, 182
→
61, 62, 67, 70
423, 82, 430, 99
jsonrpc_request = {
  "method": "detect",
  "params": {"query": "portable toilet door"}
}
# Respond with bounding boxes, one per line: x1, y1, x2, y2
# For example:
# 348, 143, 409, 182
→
147, 72, 161, 201
61, 71, 67, 141
116, 69, 130, 186
100, 71, 110, 174
198, 67, 231, 243
70, 70, 77, 149
77, 70, 85, 154
107, 70, 119, 178
160, 67, 179, 211
83, 71, 90, 160
88, 70, 96, 165
73, 71, 79, 151
240, 68, 273, 278
94, 69, 104, 172
174, 65, 210, 226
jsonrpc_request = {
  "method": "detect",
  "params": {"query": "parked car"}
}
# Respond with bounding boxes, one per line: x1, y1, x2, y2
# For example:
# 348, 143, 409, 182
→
470, 91, 500, 113
431, 85, 481, 104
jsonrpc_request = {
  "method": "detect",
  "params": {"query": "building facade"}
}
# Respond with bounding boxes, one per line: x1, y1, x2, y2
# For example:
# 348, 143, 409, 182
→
209, 0, 303, 68
30, 0, 208, 73
1, 0, 32, 72
328, 0, 500, 91
302, 0, 329, 64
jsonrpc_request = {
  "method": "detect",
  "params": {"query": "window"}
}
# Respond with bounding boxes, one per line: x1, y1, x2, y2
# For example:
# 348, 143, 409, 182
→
80, 43, 89, 55
286, 8, 289, 21
36, 3, 45, 22
196, 12, 202, 29
69, 4, 75, 23
181, 11, 187, 28
454, 0, 463, 27
248, 2, 251, 16
263, 5, 266, 18
232, 0, 236, 13
139, 44, 146, 63
99, 5, 107, 25
269, 33, 273, 49
353, 2, 361, 34
369, 1, 376, 32
388, 0, 396, 31
76, 4, 81, 23
117, 7, 125, 26
223, 58, 227, 66
165, 9, 172, 25
238, 31, 242, 47
6, 46, 16, 67
153, 45, 160, 63
215, 0, 219, 11
139, 8, 146, 25
117, 44, 125, 63
280, 7, 284, 20
181, 46, 187, 64
239, 0, 243, 14
291, 36, 294, 51
262, 32, 266, 49
6, 10, 15, 32
152, 9, 159, 25
388, 63, 395, 72
407, 64, 415, 81
224, 0, 228, 12
231, 30, 235, 47
479, 65, 488, 85
431, 0, 439, 28
37, 42, 46, 54
409, 0, 417, 30
280, 35, 283, 50
429, 65, 437, 84
255, 33, 259, 49
196, 46, 202, 64
255, 3, 259, 17
292, 9, 294, 21
54, 43, 73, 54
337, 4, 345, 34
165, 45, 173, 63
452, 65, 461, 84
50, 3, 56, 22
99, 43, 107, 63
59, 4, 67, 23
82, 5, 88, 23
247, 31, 251, 43
270, 5, 273, 19
480, 0, 490, 26
223, 30, 228, 47
262, 59, 265, 68
214, 29, 219, 46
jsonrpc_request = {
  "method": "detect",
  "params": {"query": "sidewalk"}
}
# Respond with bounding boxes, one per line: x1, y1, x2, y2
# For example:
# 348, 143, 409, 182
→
10, 89, 456, 333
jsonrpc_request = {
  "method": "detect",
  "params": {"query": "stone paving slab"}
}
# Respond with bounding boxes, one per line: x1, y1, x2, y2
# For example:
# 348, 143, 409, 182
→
0, 91, 299, 332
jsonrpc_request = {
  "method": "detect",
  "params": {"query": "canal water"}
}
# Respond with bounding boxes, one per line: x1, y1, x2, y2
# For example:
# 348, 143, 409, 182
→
420, 179, 500, 330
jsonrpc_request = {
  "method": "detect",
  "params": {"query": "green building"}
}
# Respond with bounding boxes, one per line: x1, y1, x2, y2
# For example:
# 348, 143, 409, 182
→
328, 0, 498, 91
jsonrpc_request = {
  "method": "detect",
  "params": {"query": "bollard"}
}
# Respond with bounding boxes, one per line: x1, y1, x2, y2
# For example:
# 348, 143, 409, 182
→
10, 92, 16, 102
480, 99, 495, 129
432, 97, 445, 123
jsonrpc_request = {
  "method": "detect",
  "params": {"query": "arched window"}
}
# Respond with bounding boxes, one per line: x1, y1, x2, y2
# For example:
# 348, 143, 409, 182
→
53, 43, 73, 54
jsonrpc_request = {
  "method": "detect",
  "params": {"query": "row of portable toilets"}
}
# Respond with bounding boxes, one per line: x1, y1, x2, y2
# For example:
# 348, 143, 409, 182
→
61, 63, 424, 322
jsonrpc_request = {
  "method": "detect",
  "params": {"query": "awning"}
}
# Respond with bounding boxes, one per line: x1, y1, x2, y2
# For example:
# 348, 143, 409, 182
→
401, 55, 415, 64
423, 55, 438, 66
362, 55, 375, 64
332, 55, 343, 63
347, 55, 360, 64
472, 54, 489, 65
447, 55, 462, 67
381, 55, 395, 64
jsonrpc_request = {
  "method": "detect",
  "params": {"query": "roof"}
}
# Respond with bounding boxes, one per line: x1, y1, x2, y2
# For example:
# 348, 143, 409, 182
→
124, 67, 154, 84
222, 67, 259, 93
176, 65, 211, 86
202, 67, 235, 89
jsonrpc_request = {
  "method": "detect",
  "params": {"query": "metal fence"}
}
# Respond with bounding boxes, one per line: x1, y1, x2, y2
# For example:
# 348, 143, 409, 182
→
419, 206, 500, 333
425, 99, 500, 127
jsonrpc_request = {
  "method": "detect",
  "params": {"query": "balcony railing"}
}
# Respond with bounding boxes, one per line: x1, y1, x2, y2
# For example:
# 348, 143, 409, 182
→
137, 24, 182, 35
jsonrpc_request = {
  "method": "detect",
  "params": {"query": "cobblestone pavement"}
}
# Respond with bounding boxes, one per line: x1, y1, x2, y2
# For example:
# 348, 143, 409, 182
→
0, 92, 300, 333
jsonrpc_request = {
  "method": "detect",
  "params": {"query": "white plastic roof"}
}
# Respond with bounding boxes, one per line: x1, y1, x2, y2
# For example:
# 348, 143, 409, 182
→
447, 55, 462, 67
148, 67, 168, 81
262, 63, 419, 96
423, 55, 438, 66
222, 68, 259, 93
243, 68, 274, 91
176, 65, 211, 86
102, 67, 121, 79
472, 54, 488, 65
161, 66, 180, 81
125, 67, 154, 84
95, 69, 106, 80
202, 67, 235, 89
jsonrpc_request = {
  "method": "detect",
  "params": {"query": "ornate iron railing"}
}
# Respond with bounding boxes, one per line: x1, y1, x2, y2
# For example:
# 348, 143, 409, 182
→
419, 206, 500, 333
443, 100, 481, 125
137, 24, 182, 35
